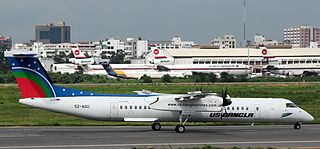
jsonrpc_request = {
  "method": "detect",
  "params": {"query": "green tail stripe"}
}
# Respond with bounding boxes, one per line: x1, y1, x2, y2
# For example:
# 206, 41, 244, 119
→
13, 71, 54, 97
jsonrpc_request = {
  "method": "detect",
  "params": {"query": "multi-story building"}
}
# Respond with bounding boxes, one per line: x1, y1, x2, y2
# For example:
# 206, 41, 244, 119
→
212, 35, 236, 48
31, 41, 96, 58
96, 38, 126, 59
0, 36, 12, 49
13, 43, 32, 51
284, 25, 320, 48
127, 38, 148, 59
254, 34, 278, 46
35, 21, 71, 44
149, 36, 195, 50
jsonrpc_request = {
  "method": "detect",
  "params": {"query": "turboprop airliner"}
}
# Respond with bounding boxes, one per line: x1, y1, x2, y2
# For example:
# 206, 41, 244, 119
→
5, 51, 314, 133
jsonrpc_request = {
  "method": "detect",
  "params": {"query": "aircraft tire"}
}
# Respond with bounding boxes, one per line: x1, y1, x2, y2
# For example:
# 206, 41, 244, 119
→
175, 125, 185, 133
294, 123, 301, 129
151, 123, 161, 131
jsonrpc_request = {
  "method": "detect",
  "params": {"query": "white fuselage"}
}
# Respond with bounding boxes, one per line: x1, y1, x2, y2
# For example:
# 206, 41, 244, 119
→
69, 58, 95, 65
19, 96, 314, 123
83, 64, 251, 78
161, 64, 252, 76
51, 64, 79, 74
264, 64, 320, 76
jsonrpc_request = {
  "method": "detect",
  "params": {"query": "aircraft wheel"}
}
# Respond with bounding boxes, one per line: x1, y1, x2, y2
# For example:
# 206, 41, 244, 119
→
294, 123, 301, 129
175, 125, 185, 133
151, 122, 161, 131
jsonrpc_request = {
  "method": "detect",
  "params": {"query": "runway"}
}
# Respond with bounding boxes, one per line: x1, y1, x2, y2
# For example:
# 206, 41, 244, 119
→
0, 125, 319, 149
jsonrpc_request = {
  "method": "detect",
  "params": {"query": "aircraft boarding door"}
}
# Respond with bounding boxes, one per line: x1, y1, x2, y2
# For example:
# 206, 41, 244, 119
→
254, 104, 261, 119
110, 102, 118, 119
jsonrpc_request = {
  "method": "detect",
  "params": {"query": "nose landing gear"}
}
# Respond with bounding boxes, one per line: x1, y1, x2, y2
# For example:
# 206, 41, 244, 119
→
294, 122, 301, 129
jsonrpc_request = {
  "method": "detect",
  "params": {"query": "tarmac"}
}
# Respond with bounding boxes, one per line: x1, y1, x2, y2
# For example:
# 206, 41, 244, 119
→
0, 125, 319, 149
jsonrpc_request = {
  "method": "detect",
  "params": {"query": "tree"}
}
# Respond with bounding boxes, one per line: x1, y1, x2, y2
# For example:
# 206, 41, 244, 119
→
0, 46, 10, 73
100, 52, 108, 59
161, 74, 172, 83
220, 72, 235, 82
53, 51, 67, 63
209, 73, 218, 83
84, 51, 90, 58
192, 72, 217, 83
141, 74, 152, 83
109, 50, 130, 64
68, 52, 74, 58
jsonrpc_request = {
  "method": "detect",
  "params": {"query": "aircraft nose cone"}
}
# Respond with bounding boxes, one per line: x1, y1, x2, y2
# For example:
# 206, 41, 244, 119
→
303, 111, 314, 122
307, 113, 314, 122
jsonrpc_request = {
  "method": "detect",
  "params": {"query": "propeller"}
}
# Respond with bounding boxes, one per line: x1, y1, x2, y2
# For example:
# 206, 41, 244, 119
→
220, 87, 232, 120
221, 87, 232, 106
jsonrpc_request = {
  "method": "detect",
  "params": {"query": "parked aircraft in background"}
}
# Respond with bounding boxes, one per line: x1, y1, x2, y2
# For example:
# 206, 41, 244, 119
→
69, 48, 95, 65
5, 51, 314, 133
102, 63, 185, 79
264, 64, 320, 76
101, 63, 251, 79
50, 63, 80, 74
158, 64, 252, 77
61, 49, 252, 78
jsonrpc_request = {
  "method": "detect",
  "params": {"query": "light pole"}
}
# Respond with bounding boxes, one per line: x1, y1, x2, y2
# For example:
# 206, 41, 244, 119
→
247, 40, 251, 66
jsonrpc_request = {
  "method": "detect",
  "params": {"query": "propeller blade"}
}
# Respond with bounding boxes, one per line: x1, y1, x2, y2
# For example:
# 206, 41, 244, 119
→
220, 107, 223, 120
221, 87, 232, 106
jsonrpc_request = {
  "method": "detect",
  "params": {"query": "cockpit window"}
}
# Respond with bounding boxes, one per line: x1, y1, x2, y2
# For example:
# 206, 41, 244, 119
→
286, 103, 297, 108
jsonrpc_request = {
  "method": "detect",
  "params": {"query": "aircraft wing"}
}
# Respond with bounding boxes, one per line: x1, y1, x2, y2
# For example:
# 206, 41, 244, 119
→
174, 91, 217, 101
133, 90, 163, 95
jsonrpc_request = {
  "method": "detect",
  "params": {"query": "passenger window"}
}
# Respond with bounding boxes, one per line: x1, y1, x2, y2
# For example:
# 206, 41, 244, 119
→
237, 107, 239, 110
256, 107, 259, 111
134, 105, 137, 109
130, 105, 132, 109
241, 107, 244, 110
125, 105, 127, 109
227, 107, 230, 110
246, 107, 249, 110
286, 103, 297, 108
144, 105, 147, 109
232, 107, 234, 110
139, 105, 142, 109
120, 105, 123, 109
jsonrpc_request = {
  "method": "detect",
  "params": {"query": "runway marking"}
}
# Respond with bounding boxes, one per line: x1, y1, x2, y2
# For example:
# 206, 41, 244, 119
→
1, 140, 320, 148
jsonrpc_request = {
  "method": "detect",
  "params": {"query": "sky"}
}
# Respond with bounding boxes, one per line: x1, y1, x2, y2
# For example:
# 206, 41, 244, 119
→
1, 0, 320, 44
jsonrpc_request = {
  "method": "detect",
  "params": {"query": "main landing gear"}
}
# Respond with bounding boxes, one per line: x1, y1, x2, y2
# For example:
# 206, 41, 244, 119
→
151, 113, 191, 133
151, 122, 161, 131
175, 113, 191, 133
294, 122, 301, 129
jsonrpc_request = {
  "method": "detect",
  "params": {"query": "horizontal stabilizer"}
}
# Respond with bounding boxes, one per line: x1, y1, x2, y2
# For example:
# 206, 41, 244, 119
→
5, 51, 38, 58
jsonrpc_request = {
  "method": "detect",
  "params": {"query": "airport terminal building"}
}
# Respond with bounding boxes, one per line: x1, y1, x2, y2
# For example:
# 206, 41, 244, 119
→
145, 47, 320, 73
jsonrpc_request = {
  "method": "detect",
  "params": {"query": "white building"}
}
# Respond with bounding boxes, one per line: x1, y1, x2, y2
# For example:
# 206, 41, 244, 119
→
97, 38, 125, 59
31, 42, 96, 58
149, 36, 195, 50
254, 34, 278, 46
126, 38, 149, 59
13, 43, 32, 51
212, 35, 236, 48
171, 36, 195, 48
